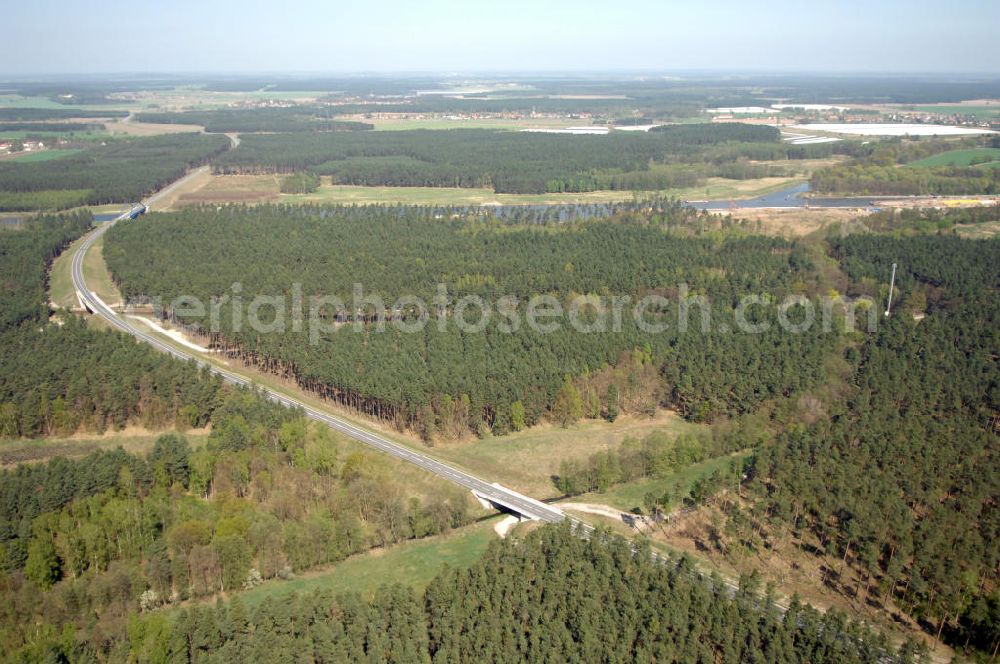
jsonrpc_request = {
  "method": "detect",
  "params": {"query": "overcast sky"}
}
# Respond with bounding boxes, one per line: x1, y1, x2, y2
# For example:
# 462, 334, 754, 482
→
4, 0, 998, 75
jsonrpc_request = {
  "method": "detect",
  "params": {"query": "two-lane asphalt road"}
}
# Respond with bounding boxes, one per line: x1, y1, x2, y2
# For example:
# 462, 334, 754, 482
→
71, 203, 564, 524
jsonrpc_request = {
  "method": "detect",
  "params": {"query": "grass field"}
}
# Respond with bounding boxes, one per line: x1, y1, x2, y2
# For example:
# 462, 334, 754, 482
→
907, 147, 1000, 168
911, 105, 1000, 119
431, 413, 702, 499
576, 451, 749, 513
956, 220, 1000, 239
238, 518, 499, 606
0, 428, 210, 468
0, 95, 130, 111
9, 149, 81, 162
104, 119, 206, 137
174, 173, 280, 207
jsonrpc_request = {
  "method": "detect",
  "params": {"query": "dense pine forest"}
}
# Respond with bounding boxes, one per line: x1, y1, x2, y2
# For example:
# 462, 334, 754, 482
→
213, 124, 787, 194
0, 133, 230, 211
744, 235, 1000, 656
0, 212, 226, 437
83, 525, 916, 663
104, 203, 839, 437
0, 212, 473, 659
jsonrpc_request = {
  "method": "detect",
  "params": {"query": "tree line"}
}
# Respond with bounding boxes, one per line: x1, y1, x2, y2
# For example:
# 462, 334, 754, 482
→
0, 122, 104, 132
0, 108, 128, 121
135, 108, 373, 133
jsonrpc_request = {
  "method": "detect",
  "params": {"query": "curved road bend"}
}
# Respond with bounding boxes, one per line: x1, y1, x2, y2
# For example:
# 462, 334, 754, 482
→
72, 198, 564, 525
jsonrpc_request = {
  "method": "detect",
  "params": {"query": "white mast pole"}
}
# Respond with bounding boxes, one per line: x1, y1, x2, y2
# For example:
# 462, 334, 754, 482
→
884, 262, 897, 317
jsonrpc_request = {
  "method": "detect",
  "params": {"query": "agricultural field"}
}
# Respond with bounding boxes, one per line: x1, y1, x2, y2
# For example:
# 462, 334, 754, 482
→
174, 173, 281, 206
8, 149, 81, 162
0, 188, 92, 211
6, 67, 1000, 662
103, 118, 209, 137
907, 147, 1000, 168
909, 104, 1000, 119
0, 94, 130, 111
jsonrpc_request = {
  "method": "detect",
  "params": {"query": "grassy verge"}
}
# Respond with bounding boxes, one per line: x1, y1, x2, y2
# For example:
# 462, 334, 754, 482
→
67, 290, 702, 504
49, 234, 87, 308
85, 234, 122, 303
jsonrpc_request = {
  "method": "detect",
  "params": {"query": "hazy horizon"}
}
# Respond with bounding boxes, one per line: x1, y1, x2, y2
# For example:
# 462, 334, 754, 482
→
4, 0, 999, 76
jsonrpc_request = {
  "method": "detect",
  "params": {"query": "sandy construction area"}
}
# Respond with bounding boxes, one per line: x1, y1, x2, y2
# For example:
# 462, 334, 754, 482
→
126, 315, 211, 352
710, 207, 870, 236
